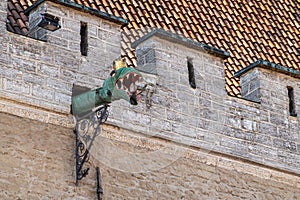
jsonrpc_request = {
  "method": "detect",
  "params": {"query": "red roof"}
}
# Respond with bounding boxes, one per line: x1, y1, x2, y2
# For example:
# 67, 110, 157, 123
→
7, 0, 300, 96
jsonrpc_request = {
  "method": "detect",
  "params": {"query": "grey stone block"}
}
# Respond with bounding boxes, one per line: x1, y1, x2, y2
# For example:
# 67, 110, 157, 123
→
138, 63, 157, 75
5, 79, 30, 94
54, 92, 72, 105
11, 56, 36, 72
23, 73, 45, 86
248, 144, 277, 160
244, 89, 261, 103
32, 85, 54, 100
37, 63, 59, 78
259, 122, 277, 136
273, 139, 297, 152
46, 78, 72, 94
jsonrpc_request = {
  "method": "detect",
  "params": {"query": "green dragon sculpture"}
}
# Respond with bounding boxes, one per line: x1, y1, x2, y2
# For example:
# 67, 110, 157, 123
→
72, 59, 146, 118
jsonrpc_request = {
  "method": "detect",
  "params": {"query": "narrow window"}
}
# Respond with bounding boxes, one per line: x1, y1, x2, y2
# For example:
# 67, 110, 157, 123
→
80, 22, 88, 56
187, 58, 196, 89
287, 86, 297, 117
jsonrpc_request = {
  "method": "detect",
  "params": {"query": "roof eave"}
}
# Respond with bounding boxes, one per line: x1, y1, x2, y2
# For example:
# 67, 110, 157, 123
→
234, 60, 300, 78
131, 29, 230, 59
24, 0, 128, 26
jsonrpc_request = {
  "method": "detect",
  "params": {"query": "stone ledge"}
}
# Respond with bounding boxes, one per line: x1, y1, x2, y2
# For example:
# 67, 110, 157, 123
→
0, 96, 74, 128
99, 124, 300, 186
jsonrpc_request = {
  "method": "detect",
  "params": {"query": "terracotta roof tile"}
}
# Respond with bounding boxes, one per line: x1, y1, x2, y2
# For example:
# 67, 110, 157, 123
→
6, 0, 300, 97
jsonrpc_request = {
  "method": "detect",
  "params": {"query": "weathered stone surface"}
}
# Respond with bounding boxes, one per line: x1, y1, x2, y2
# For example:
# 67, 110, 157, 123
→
128, 32, 300, 175
1, 112, 298, 199
1, 1, 122, 117
1, 0, 300, 199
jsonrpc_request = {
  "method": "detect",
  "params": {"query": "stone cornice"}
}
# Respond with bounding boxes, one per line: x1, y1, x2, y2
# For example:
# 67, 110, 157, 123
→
235, 60, 300, 78
25, 0, 128, 26
132, 29, 230, 59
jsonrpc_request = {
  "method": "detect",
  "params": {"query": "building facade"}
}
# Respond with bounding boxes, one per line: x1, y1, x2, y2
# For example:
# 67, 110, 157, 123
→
0, 0, 300, 199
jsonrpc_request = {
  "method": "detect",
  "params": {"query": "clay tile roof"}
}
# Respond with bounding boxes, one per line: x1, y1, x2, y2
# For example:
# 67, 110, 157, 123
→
7, 0, 300, 97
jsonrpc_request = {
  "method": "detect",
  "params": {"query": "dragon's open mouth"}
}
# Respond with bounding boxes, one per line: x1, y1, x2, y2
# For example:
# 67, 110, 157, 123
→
115, 72, 146, 105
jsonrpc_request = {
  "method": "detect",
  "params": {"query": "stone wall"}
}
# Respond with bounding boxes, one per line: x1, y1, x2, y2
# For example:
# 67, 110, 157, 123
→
100, 125, 300, 200
1, 112, 299, 199
0, 0, 123, 127
0, 0, 300, 199
2, 114, 296, 199
113, 30, 300, 175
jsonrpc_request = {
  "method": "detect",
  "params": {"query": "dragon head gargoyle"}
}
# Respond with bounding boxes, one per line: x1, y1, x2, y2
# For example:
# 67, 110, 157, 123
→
72, 58, 147, 117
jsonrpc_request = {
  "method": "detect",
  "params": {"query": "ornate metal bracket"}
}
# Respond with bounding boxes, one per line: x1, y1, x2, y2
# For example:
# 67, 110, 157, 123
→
74, 105, 109, 186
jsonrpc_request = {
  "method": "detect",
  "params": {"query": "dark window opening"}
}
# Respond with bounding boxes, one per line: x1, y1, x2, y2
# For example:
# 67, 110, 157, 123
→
80, 22, 88, 56
287, 86, 297, 117
187, 58, 196, 89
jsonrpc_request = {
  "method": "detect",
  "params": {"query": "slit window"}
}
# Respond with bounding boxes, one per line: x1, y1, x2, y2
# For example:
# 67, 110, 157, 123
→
287, 86, 297, 117
80, 22, 88, 56
187, 58, 196, 89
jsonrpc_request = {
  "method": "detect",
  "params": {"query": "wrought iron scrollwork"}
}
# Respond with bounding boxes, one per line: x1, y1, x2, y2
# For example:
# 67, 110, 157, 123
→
74, 105, 109, 186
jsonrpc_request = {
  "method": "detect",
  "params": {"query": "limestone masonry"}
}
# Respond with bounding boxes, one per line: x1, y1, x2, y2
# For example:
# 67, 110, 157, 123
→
0, 0, 299, 199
